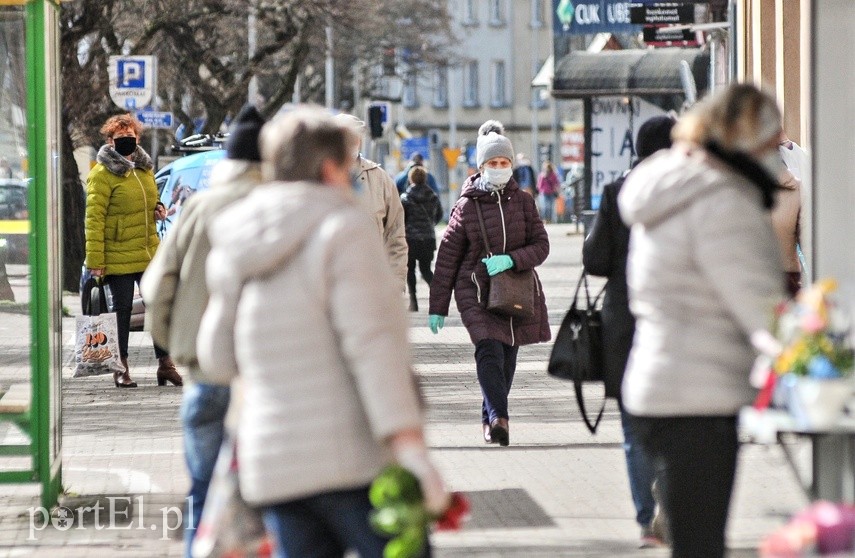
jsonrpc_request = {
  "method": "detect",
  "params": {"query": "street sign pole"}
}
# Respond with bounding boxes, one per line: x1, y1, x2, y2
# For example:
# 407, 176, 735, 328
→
151, 57, 158, 166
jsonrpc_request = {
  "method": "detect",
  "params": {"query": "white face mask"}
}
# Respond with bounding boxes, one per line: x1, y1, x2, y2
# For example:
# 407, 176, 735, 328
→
758, 151, 784, 178
482, 167, 513, 186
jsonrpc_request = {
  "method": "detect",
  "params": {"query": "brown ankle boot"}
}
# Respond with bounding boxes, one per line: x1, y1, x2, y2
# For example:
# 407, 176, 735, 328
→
114, 357, 138, 388
156, 356, 183, 387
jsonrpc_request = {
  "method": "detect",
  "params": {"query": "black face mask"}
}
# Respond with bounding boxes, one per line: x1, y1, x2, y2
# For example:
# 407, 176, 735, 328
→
113, 136, 137, 157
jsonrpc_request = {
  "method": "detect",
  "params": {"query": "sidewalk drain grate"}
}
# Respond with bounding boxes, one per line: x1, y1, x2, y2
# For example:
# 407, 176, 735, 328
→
463, 488, 555, 529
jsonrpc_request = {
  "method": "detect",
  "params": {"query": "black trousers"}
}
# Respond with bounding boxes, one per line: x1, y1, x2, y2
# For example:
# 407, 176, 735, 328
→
104, 272, 167, 359
630, 414, 739, 558
406, 239, 435, 298
475, 339, 519, 424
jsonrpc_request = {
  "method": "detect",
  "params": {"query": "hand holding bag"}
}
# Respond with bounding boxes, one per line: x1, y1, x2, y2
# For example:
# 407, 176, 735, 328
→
548, 271, 606, 433
474, 200, 536, 319
191, 436, 270, 558
73, 277, 125, 378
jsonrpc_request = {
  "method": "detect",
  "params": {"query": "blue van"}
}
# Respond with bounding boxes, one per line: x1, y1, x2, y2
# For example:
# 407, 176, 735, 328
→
154, 149, 225, 237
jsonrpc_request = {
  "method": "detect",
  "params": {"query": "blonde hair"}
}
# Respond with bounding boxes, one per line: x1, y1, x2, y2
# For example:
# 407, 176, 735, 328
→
672, 83, 781, 152
260, 105, 358, 182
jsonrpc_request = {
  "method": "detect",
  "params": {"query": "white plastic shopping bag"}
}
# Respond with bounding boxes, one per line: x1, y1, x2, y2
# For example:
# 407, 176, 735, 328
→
73, 277, 125, 378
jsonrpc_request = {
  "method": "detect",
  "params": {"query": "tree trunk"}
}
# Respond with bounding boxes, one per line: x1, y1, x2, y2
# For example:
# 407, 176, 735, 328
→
61, 113, 86, 292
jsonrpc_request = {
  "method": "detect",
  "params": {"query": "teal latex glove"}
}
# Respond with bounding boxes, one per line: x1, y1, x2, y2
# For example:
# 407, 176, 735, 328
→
481, 254, 514, 276
428, 315, 445, 334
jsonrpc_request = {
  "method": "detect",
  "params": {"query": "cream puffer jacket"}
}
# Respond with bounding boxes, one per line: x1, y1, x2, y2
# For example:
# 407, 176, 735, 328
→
771, 170, 801, 274
355, 157, 408, 287
141, 160, 263, 382
196, 181, 423, 506
618, 146, 784, 417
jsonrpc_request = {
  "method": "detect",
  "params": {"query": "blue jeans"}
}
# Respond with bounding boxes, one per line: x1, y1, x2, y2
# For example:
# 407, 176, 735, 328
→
538, 193, 556, 222
475, 339, 519, 424
263, 487, 420, 558
180, 383, 231, 558
620, 408, 656, 528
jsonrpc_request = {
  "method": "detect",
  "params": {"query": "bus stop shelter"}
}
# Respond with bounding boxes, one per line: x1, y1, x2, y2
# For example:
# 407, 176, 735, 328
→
0, 0, 64, 509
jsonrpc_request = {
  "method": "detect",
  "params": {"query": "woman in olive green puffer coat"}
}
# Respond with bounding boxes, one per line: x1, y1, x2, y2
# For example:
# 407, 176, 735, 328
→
84, 113, 182, 388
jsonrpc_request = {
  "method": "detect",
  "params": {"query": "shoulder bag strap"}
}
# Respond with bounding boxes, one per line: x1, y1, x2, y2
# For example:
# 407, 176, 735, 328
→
576, 380, 605, 434
572, 269, 605, 434
474, 200, 493, 257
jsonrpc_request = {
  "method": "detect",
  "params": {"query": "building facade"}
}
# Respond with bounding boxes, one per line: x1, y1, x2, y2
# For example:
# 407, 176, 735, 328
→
396, 0, 555, 178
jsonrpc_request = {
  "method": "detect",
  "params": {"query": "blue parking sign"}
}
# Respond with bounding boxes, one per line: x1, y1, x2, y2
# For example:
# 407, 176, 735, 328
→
117, 60, 146, 88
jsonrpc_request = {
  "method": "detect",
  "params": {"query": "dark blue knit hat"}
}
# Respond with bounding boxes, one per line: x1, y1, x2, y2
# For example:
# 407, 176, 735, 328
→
225, 104, 266, 161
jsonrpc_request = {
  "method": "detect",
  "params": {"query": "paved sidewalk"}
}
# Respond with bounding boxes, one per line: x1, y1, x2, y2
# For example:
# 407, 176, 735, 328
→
0, 224, 808, 557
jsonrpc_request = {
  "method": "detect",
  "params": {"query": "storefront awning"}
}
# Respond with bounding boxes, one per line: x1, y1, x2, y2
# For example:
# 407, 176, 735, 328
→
552, 48, 710, 98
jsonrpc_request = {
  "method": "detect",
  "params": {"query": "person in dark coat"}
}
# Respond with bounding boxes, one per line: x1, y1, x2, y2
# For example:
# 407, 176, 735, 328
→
582, 115, 676, 548
429, 120, 550, 447
401, 166, 443, 312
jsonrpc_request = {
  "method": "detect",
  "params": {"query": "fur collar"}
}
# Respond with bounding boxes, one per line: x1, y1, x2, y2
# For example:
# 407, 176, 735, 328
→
96, 144, 153, 176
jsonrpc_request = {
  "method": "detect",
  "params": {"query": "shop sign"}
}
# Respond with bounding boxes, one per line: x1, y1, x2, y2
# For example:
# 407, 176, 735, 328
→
630, 3, 698, 24
642, 25, 699, 46
552, 0, 640, 36
589, 96, 664, 209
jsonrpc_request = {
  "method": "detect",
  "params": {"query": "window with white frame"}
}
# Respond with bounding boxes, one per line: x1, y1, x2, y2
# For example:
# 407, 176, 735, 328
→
433, 65, 448, 108
463, 0, 478, 25
402, 70, 418, 108
488, 0, 505, 26
463, 60, 479, 107
530, 0, 544, 27
490, 60, 507, 107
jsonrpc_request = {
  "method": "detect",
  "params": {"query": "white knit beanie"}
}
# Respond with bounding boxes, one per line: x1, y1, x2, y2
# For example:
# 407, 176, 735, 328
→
476, 131, 514, 168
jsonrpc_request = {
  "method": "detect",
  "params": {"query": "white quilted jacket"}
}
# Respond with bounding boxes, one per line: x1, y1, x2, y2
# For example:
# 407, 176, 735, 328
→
618, 147, 784, 417
197, 181, 423, 506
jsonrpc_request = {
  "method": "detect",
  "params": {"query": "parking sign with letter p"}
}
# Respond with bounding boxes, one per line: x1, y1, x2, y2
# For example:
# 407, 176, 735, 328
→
109, 56, 154, 110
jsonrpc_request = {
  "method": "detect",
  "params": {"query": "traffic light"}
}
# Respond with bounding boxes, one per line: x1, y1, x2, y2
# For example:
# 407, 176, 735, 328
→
368, 105, 384, 139
382, 47, 396, 76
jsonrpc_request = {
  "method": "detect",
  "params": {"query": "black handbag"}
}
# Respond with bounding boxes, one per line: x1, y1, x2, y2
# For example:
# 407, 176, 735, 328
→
548, 271, 606, 434
473, 200, 536, 319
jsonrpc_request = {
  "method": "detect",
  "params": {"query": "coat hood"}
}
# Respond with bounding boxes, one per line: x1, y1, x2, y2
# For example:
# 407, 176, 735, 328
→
96, 144, 153, 176
208, 181, 352, 282
208, 159, 263, 192
619, 147, 729, 227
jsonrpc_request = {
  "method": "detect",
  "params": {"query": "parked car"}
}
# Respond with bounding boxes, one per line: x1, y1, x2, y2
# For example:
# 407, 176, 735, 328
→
155, 148, 225, 238
0, 179, 29, 264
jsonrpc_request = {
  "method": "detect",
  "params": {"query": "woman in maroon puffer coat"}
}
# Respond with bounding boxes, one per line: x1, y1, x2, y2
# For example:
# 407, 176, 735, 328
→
429, 121, 551, 446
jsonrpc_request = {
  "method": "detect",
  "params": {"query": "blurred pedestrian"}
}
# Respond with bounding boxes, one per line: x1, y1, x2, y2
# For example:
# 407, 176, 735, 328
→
772, 168, 802, 297
0, 158, 12, 179
141, 104, 266, 557
618, 84, 786, 557
395, 152, 440, 195
84, 113, 182, 388
779, 133, 809, 182
583, 115, 676, 549
512, 153, 537, 199
334, 113, 408, 288
428, 120, 550, 447
401, 166, 442, 312
536, 161, 561, 223
197, 106, 449, 557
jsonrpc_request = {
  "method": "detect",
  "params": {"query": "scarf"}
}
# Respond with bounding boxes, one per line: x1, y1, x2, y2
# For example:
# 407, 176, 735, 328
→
704, 141, 778, 210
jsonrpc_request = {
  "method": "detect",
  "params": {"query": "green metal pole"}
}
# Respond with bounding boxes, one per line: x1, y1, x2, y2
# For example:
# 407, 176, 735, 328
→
25, 0, 62, 510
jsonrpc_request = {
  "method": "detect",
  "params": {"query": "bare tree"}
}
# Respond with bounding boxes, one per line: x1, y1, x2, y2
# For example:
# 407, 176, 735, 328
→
57, 0, 452, 289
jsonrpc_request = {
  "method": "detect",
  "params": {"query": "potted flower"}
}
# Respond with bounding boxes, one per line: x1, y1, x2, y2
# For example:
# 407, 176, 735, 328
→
770, 279, 855, 429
